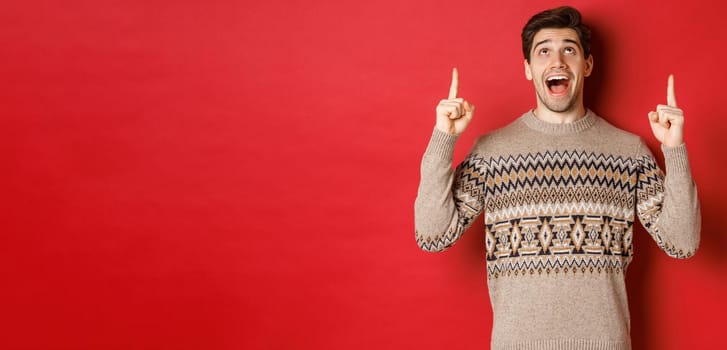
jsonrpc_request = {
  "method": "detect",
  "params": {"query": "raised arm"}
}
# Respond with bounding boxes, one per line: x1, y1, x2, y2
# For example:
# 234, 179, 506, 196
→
414, 68, 482, 252
638, 74, 701, 258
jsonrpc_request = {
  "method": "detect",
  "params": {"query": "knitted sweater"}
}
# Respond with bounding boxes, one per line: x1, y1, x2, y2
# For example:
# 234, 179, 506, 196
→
414, 109, 700, 350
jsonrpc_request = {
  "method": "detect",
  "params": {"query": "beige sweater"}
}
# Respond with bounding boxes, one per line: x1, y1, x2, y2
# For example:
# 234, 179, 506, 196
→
414, 110, 700, 350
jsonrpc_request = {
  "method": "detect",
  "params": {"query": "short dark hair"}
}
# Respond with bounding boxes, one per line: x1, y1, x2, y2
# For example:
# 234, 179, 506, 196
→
521, 6, 591, 63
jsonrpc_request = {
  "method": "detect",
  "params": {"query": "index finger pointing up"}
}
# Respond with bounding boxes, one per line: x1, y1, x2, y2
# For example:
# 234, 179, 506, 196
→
448, 67, 459, 99
667, 74, 677, 107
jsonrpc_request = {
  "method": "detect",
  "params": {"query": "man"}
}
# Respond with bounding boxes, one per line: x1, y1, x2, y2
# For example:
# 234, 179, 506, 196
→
414, 6, 700, 350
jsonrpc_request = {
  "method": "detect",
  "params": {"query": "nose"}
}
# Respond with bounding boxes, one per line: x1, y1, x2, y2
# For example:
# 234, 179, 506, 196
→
551, 53, 566, 70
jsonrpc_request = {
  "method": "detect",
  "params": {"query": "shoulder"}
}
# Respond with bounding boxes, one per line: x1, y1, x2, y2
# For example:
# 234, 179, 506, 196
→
469, 116, 528, 155
593, 114, 641, 141
590, 113, 648, 157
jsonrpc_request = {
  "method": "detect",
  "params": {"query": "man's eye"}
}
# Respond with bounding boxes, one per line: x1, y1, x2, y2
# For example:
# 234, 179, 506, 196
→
539, 49, 549, 55
564, 47, 575, 54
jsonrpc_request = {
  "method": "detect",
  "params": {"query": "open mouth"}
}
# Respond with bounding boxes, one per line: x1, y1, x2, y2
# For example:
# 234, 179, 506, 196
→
546, 75, 570, 96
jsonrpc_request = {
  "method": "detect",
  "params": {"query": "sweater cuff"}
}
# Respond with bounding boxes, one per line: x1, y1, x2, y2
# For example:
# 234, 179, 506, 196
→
424, 128, 460, 161
661, 143, 692, 176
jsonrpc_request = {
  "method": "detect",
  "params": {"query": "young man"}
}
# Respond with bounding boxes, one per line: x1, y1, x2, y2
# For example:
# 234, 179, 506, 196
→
414, 6, 700, 350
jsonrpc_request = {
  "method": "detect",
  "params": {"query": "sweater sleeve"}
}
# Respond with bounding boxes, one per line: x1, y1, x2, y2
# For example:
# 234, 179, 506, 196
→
635, 140, 701, 258
414, 128, 486, 252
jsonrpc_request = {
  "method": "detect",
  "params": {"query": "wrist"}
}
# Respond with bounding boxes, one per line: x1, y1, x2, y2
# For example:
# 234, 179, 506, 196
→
662, 140, 684, 148
425, 128, 460, 161
435, 122, 459, 135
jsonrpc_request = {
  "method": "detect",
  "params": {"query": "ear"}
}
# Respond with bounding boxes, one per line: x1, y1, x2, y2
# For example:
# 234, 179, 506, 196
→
584, 55, 594, 77
524, 59, 532, 80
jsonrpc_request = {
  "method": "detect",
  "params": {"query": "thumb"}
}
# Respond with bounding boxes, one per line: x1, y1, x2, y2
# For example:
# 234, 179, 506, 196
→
463, 100, 473, 112
648, 111, 659, 123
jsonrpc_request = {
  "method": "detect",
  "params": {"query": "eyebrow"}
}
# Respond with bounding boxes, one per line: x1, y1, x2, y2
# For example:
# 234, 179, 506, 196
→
533, 38, 582, 51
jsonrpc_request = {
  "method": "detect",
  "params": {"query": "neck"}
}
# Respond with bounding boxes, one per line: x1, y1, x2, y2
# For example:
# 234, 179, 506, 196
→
532, 103, 587, 124
522, 108, 596, 135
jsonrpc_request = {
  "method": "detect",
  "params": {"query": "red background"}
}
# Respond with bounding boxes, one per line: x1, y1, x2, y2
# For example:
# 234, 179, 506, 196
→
3, 0, 726, 349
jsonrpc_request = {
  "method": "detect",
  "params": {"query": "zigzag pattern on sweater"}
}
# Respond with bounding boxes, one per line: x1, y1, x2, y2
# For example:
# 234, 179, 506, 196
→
486, 253, 629, 279
416, 211, 477, 253
634, 154, 693, 259
415, 149, 684, 261
459, 150, 640, 197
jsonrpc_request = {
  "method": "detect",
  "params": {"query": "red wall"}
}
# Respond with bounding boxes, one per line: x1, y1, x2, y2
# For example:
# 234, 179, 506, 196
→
3, 0, 726, 349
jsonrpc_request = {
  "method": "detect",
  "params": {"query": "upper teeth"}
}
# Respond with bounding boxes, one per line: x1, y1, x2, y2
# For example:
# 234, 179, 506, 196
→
547, 76, 568, 81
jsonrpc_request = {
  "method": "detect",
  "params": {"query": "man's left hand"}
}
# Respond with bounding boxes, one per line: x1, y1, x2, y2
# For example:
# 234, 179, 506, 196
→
648, 74, 684, 147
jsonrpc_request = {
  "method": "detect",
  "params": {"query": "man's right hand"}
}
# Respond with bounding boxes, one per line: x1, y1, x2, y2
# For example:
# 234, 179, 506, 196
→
435, 67, 475, 135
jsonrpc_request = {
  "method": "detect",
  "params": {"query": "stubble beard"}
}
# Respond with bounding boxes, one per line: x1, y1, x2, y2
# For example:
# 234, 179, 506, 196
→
535, 84, 578, 113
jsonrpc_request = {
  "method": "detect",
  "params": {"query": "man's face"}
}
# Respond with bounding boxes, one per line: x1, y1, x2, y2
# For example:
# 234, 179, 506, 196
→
524, 28, 593, 114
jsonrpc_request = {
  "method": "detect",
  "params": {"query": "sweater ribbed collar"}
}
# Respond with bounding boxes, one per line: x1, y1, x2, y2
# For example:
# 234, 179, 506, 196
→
521, 109, 597, 135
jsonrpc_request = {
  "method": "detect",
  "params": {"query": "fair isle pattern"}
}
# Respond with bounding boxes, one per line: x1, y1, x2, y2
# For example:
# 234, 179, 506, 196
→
480, 151, 638, 279
487, 253, 627, 279
415, 149, 690, 276
415, 154, 486, 252
485, 215, 634, 257
636, 154, 694, 259
484, 215, 633, 278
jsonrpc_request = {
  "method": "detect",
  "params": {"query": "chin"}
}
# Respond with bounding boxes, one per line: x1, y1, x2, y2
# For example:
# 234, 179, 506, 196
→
537, 94, 574, 113
544, 98, 577, 113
